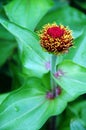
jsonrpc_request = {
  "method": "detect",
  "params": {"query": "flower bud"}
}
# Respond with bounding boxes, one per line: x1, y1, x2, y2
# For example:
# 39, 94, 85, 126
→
38, 23, 73, 54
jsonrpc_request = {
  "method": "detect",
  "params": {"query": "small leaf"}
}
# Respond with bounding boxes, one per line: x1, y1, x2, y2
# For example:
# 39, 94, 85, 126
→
4, 0, 53, 30
54, 60, 86, 98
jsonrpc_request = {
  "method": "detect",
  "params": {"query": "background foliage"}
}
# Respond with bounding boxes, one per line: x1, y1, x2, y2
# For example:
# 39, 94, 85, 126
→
0, 0, 86, 130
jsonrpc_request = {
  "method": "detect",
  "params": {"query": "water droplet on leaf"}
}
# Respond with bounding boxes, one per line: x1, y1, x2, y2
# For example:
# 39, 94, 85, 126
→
14, 106, 20, 112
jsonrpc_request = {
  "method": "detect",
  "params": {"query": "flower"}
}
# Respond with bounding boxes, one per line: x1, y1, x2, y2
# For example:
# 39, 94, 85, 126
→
38, 23, 73, 54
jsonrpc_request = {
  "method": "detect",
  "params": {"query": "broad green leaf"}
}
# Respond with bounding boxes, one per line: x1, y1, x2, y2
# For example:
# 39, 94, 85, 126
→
36, 6, 86, 38
54, 60, 86, 98
0, 40, 16, 66
58, 29, 86, 68
0, 77, 73, 130
0, 17, 50, 77
48, 29, 86, 68
63, 29, 86, 68
4, 0, 53, 30
0, 78, 50, 130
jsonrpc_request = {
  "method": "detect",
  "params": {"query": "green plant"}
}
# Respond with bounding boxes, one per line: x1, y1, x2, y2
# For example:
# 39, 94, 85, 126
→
0, 0, 86, 130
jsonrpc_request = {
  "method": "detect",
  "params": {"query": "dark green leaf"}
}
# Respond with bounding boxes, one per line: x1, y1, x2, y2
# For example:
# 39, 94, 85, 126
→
70, 119, 86, 130
0, 24, 16, 66
58, 100, 86, 130
0, 25, 14, 40
0, 40, 16, 66
69, 100, 86, 125
0, 93, 9, 105
74, 1, 86, 9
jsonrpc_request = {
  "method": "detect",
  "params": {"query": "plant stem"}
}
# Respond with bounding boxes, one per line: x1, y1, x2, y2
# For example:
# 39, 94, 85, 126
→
49, 116, 57, 130
50, 54, 57, 94
50, 54, 57, 130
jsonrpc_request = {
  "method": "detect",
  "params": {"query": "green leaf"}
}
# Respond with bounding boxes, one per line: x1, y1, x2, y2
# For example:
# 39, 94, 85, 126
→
36, 6, 86, 38
4, 0, 53, 30
0, 17, 50, 77
0, 77, 72, 130
74, 1, 86, 10
58, 100, 86, 130
0, 78, 50, 130
69, 100, 86, 125
54, 60, 86, 98
70, 119, 86, 130
63, 29, 86, 68
48, 29, 86, 68
51, 0, 68, 10
0, 25, 14, 40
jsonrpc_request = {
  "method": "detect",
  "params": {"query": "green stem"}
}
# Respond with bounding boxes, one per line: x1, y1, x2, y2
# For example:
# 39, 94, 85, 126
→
50, 54, 57, 93
50, 54, 57, 130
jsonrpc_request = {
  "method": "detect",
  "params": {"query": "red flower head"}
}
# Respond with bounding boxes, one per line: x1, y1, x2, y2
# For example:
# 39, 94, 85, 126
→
38, 23, 73, 54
